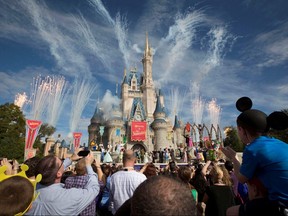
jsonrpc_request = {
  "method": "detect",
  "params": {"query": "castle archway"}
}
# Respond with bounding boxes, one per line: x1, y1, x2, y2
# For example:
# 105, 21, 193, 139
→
131, 143, 146, 152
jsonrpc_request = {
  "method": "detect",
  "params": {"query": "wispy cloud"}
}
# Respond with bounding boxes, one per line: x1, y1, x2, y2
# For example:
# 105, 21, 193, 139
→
255, 21, 288, 68
1, 0, 288, 138
0, 67, 51, 102
88, 0, 131, 69
156, 10, 205, 85
73, 13, 113, 72
22, 0, 93, 78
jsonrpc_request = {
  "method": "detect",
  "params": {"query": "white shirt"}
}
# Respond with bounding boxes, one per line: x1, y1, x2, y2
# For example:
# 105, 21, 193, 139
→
109, 170, 146, 214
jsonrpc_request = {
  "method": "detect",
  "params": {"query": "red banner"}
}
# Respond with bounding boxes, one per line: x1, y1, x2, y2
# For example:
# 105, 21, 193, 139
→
73, 132, 82, 149
25, 120, 42, 149
131, 121, 146, 141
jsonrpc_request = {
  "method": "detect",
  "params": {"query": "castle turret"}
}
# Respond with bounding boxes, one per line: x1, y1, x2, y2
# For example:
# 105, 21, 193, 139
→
88, 103, 104, 146
173, 115, 184, 147
107, 103, 125, 151
151, 95, 168, 150
141, 33, 156, 120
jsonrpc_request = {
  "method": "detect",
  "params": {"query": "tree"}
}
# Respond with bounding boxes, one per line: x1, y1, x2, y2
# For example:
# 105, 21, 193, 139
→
0, 103, 56, 161
0, 103, 26, 162
223, 126, 244, 152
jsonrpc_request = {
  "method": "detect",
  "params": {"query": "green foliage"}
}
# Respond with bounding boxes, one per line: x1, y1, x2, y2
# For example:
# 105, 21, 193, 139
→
0, 103, 26, 162
223, 126, 244, 152
0, 103, 56, 161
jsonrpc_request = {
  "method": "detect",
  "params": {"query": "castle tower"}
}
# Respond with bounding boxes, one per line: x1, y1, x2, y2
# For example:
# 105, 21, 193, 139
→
121, 69, 129, 119
107, 104, 125, 151
173, 115, 184, 147
141, 33, 156, 120
88, 103, 105, 147
44, 136, 55, 156
151, 95, 168, 150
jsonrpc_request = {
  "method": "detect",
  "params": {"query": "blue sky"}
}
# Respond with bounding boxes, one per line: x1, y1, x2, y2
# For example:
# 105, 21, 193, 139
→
0, 0, 288, 144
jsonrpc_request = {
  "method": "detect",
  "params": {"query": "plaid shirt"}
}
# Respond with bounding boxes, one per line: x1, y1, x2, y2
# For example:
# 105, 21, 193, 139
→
65, 175, 96, 216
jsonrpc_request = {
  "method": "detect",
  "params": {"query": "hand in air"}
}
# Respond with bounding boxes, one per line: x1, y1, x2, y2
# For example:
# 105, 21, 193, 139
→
220, 146, 237, 160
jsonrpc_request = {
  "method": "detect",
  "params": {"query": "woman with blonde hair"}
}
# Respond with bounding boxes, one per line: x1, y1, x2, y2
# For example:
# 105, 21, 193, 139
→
202, 164, 235, 216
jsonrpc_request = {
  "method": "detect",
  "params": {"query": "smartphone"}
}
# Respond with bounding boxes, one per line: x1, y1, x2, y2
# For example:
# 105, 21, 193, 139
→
77, 150, 90, 157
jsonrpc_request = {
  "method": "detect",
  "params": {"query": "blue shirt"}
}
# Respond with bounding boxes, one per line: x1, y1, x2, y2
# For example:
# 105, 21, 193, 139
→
240, 136, 288, 202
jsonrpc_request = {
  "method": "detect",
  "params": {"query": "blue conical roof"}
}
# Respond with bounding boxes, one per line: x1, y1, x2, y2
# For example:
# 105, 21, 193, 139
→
153, 95, 163, 115
173, 115, 181, 130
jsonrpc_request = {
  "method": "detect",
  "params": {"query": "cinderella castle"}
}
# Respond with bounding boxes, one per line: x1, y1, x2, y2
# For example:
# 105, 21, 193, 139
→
87, 34, 186, 153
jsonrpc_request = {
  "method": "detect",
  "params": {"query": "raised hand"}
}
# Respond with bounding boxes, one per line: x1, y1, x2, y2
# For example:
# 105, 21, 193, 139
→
220, 146, 237, 160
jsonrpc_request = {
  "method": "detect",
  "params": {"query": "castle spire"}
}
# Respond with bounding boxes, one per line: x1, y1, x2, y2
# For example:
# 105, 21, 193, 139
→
122, 68, 128, 85
115, 83, 118, 96
145, 32, 149, 55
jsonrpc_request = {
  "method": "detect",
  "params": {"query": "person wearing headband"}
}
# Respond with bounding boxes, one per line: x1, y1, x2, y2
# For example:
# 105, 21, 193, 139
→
0, 164, 42, 216
222, 97, 288, 214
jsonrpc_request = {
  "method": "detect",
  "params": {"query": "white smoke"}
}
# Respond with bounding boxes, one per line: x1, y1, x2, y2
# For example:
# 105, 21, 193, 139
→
70, 79, 98, 133
157, 10, 205, 84
99, 90, 121, 120
88, 0, 131, 69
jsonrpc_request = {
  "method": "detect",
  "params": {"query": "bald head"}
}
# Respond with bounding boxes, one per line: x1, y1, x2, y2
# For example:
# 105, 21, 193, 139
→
123, 150, 136, 165
131, 175, 196, 216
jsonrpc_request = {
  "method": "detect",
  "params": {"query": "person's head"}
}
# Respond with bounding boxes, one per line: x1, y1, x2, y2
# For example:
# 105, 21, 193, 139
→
178, 166, 193, 185
131, 175, 196, 216
247, 177, 268, 200
236, 97, 288, 139
75, 158, 87, 176
237, 109, 268, 141
169, 161, 178, 173
0, 176, 34, 216
123, 150, 136, 165
143, 163, 157, 178
23, 157, 41, 179
101, 163, 112, 176
35, 155, 63, 186
224, 160, 234, 173
61, 171, 74, 184
236, 97, 268, 144
209, 165, 224, 184
219, 164, 232, 186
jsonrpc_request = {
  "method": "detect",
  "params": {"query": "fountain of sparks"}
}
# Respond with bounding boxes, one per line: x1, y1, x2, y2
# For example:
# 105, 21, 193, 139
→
168, 87, 187, 120
69, 79, 97, 137
46, 76, 71, 127
191, 82, 205, 125
185, 82, 223, 148
29, 76, 51, 120
207, 98, 221, 140
14, 92, 28, 110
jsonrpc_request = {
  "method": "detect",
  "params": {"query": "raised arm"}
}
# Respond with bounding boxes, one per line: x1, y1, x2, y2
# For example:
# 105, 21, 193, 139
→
221, 146, 248, 184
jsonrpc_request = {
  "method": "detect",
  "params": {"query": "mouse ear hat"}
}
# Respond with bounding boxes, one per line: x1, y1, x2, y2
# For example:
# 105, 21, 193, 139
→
236, 97, 269, 133
268, 111, 288, 130
236, 97, 288, 132
236, 96, 252, 112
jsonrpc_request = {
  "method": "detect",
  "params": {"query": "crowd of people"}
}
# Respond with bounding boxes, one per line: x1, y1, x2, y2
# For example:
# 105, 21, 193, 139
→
1, 96, 288, 216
